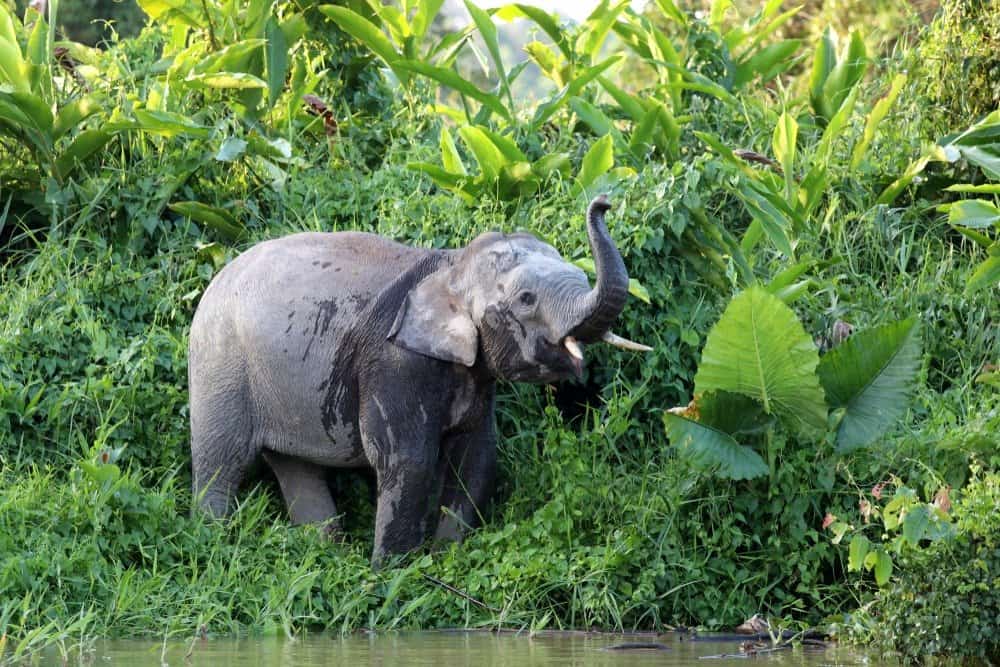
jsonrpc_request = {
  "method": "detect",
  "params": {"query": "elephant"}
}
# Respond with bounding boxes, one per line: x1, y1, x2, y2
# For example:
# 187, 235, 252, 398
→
188, 195, 650, 565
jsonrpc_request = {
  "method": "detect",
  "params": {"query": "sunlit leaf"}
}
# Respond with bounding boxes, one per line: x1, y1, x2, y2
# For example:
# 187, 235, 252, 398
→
169, 200, 246, 241
947, 199, 1000, 229
695, 286, 827, 432
663, 411, 768, 480
576, 133, 613, 191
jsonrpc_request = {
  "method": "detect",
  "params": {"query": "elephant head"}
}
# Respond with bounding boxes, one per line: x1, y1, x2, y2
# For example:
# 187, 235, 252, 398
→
389, 195, 651, 382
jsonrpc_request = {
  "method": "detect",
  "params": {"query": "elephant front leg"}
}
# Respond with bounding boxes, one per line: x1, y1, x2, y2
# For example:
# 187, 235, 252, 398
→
434, 418, 497, 543
360, 397, 442, 567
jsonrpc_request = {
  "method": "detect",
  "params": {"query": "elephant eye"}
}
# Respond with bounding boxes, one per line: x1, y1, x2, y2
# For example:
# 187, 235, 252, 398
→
518, 291, 537, 307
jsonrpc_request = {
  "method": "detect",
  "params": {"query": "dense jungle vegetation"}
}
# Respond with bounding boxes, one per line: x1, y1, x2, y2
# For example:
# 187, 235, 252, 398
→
0, 0, 998, 662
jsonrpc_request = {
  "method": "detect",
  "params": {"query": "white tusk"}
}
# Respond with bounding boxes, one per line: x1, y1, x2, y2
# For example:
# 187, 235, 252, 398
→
564, 336, 584, 360
602, 331, 653, 352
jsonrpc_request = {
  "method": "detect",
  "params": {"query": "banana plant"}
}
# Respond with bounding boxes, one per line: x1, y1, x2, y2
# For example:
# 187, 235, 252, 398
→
664, 286, 923, 483
0, 1, 113, 186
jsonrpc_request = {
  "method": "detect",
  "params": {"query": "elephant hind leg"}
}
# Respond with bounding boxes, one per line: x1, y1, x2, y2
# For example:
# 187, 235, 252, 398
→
192, 433, 257, 519
189, 368, 256, 518
262, 450, 341, 532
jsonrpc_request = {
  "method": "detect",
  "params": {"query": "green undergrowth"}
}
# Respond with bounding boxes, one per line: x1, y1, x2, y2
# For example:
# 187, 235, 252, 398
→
1, 0, 999, 660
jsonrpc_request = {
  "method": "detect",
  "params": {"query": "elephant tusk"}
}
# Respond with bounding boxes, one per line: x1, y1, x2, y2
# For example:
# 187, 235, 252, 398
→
564, 336, 584, 361
602, 331, 653, 352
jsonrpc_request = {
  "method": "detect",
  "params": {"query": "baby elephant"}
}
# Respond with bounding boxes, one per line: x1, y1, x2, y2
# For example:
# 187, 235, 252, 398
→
188, 195, 649, 565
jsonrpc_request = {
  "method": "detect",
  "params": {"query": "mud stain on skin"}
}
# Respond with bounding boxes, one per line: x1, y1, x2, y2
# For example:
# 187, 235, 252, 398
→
302, 299, 340, 361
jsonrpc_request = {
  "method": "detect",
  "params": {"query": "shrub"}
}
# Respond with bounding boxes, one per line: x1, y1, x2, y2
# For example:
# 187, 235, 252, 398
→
864, 470, 1000, 663
918, 0, 1000, 125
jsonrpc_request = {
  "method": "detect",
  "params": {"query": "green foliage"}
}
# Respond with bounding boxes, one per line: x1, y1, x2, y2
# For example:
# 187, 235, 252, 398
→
666, 288, 922, 481
918, 0, 1000, 127
0, 1, 114, 190
0, 0, 998, 657
852, 471, 1000, 663
819, 318, 923, 453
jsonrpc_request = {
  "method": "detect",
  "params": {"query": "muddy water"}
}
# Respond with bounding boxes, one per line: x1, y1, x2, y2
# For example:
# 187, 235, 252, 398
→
69, 631, 892, 666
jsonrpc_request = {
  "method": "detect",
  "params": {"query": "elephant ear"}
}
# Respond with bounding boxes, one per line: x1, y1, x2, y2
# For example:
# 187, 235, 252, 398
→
388, 267, 478, 367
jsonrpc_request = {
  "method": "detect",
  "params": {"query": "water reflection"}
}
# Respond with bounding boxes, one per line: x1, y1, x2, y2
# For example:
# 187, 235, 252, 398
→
82, 631, 888, 666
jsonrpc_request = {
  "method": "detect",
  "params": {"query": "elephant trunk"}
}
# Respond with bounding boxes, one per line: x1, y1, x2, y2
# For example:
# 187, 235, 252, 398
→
567, 195, 630, 343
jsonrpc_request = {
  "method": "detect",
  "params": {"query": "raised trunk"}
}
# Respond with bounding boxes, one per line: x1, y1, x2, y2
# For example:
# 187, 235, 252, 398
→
567, 195, 630, 343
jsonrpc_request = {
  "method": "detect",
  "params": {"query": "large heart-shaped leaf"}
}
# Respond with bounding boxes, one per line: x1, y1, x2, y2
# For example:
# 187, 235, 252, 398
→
695, 286, 827, 432
818, 317, 922, 452
664, 411, 768, 480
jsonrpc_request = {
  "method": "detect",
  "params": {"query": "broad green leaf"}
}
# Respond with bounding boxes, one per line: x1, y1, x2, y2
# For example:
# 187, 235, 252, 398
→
902, 505, 930, 546
524, 40, 564, 86
953, 225, 993, 249
265, 17, 288, 108
809, 27, 836, 121
569, 97, 614, 136
184, 72, 268, 90
190, 39, 265, 75
851, 72, 906, 168
575, 0, 629, 61
848, 535, 870, 572
734, 39, 801, 88
959, 146, 1000, 180
464, 0, 510, 105
653, 0, 686, 25
628, 278, 650, 304
138, 0, 200, 25
966, 254, 1000, 295
873, 550, 892, 586
215, 136, 248, 162
531, 56, 619, 129
947, 199, 1000, 229
496, 4, 571, 59
818, 318, 922, 452
737, 183, 793, 257
876, 152, 933, 206
576, 133, 614, 191
628, 106, 660, 158
597, 76, 646, 122
407, 162, 476, 203
458, 125, 507, 181
169, 201, 246, 241
663, 412, 768, 480
412, 0, 445, 39
945, 183, 1000, 194
4, 90, 53, 135
127, 108, 211, 138
319, 6, 402, 76
52, 95, 103, 139
815, 83, 858, 164
396, 59, 512, 122
772, 110, 797, 199
531, 152, 570, 178
694, 286, 827, 432
439, 126, 466, 175
479, 127, 527, 163
0, 5, 18, 46
53, 129, 110, 179
697, 390, 773, 437
0, 7, 28, 92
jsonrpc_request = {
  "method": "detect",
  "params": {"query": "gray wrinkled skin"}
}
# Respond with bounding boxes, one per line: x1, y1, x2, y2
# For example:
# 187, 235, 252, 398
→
189, 214, 626, 566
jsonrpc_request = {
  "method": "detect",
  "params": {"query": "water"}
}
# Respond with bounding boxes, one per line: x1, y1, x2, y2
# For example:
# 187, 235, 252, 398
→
61, 631, 890, 666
